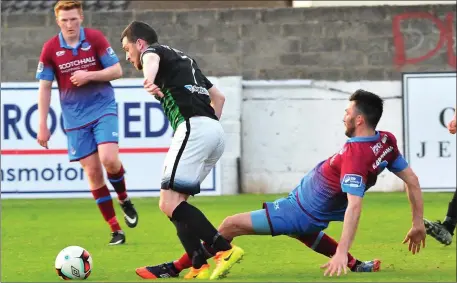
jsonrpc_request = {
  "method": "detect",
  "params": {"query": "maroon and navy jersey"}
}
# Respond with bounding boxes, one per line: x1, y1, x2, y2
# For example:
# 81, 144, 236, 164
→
35, 27, 119, 130
295, 131, 408, 222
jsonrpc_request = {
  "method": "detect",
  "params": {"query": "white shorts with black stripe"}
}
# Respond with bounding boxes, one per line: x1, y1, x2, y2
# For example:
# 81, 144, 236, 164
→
161, 116, 225, 195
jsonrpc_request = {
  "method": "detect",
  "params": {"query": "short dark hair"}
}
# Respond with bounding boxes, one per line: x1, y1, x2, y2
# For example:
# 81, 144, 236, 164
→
349, 89, 384, 129
121, 21, 158, 45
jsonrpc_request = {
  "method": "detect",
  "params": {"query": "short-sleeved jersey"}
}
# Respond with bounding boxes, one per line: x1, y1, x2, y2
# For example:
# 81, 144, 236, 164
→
140, 44, 218, 130
295, 131, 409, 222
36, 27, 120, 130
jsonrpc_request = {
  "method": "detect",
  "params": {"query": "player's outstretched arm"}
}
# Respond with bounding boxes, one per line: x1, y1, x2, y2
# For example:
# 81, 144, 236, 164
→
337, 194, 363, 255
394, 167, 426, 254
37, 80, 53, 149
395, 167, 424, 227
321, 194, 362, 276
208, 87, 225, 119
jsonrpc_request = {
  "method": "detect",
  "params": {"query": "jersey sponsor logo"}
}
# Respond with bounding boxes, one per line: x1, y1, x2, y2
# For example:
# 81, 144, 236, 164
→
370, 142, 383, 156
58, 56, 96, 73
81, 42, 91, 51
372, 146, 393, 169
36, 62, 44, 73
56, 51, 65, 57
184, 84, 209, 95
342, 174, 363, 188
106, 47, 116, 57
377, 160, 389, 172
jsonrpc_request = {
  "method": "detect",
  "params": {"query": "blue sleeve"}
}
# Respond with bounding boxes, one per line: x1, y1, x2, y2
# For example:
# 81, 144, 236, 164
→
341, 174, 366, 197
99, 47, 119, 68
35, 62, 54, 81
388, 155, 409, 173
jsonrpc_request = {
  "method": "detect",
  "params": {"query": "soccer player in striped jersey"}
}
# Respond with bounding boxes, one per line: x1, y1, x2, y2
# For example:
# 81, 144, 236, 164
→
36, 0, 138, 245
204, 90, 426, 278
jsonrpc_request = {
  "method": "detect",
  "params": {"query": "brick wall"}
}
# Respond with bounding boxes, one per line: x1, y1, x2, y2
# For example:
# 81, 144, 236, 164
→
128, 1, 291, 10
1, 4, 455, 82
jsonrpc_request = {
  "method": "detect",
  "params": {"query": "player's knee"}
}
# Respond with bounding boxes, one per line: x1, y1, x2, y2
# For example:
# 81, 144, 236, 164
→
220, 213, 254, 238
100, 154, 120, 173
158, 197, 170, 216
159, 189, 189, 217
83, 166, 104, 184
158, 196, 178, 218
220, 215, 236, 231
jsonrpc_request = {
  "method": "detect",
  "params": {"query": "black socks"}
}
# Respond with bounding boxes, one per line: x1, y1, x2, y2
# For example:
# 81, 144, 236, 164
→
171, 220, 202, 259
444, 190, 457, 234
172, 201, 232, 252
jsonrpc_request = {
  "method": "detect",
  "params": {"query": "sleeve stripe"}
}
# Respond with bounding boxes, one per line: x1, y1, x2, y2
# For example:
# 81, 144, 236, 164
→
36, 67, 54, 81
100, 53, 119, 68
341, 184, 366, 197
389, 155, 409, 173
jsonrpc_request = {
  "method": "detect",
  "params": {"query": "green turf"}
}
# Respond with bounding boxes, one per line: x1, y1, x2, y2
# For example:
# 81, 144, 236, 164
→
1, 192, 456, 282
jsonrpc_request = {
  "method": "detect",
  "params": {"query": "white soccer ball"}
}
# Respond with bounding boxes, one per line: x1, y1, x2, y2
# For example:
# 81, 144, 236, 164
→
55, 246, 93, 280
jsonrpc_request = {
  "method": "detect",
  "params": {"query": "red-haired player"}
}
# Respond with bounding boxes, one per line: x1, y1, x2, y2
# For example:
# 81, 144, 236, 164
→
35, 1, 138, 245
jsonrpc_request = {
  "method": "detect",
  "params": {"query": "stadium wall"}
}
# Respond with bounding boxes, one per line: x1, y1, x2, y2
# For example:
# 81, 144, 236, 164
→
1, 4, 455, 197
1, 4, 455, 81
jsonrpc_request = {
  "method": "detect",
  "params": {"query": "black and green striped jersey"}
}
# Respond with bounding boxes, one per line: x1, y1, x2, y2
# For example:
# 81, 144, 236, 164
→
140, 44, 218, 130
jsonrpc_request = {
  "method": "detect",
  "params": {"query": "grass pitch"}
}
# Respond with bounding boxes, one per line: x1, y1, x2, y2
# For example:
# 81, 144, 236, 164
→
1, 192, 456, 282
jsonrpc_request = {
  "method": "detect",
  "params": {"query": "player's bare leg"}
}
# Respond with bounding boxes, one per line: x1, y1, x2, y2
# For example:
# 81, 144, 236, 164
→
79, 153, 125, 245
98, 143, 138, 228
218, 212, 258, 239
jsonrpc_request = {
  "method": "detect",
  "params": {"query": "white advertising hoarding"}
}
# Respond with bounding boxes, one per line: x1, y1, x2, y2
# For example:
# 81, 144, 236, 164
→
403, 72, 456, 192
0, 79, 221, 199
